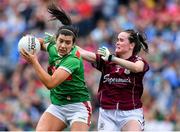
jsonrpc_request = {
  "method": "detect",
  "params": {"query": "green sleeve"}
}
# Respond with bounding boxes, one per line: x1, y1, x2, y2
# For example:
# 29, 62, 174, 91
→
43, 33, 56, 52
58, 57, 80, 74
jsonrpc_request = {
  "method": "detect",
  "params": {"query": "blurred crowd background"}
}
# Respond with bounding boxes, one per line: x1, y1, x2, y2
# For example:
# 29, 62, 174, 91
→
0, 0, 180, 131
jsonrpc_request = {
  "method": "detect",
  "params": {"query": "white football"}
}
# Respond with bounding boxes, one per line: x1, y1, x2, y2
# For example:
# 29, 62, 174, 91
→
18, 35, 41, 54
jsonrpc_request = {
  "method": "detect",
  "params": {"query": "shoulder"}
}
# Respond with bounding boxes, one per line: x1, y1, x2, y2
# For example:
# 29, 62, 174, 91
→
62, 53, 80, 66
129, 55, 146, 62
136, 55, 149, 72
47, 43, 56, 53
130, 55, 149, 71
69, 46, 81, 59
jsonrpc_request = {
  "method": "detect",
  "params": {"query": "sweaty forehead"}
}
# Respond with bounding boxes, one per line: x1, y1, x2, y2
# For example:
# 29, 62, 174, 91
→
118, 32, 129, 39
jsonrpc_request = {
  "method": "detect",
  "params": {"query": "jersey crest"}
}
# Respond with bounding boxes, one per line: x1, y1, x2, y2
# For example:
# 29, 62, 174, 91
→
124, 69, 130, 74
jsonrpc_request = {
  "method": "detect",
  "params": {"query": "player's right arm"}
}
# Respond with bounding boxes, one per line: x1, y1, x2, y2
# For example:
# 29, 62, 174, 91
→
76, 46, 96, 62
20, 48, 70, 89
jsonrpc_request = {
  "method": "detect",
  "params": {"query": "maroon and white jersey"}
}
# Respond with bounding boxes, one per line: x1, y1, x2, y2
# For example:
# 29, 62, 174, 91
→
93, 54, 149, 110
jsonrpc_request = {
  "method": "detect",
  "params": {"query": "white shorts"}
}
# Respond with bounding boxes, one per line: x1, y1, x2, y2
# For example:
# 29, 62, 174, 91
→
98, 107, 145, 131
45, 101, 92, 126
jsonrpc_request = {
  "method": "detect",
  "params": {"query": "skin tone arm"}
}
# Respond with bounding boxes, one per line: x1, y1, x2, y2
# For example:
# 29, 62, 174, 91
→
98, 47, 145, 73
38, 38, 47, 51
76, 46, 96, 62
38, 38, 143, 73
38, 38, 96, 62
20, 49, 70, 89
111, 56, 145, 73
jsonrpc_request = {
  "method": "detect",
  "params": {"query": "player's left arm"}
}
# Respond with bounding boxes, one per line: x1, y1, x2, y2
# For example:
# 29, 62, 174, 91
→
20, 48, 70, 89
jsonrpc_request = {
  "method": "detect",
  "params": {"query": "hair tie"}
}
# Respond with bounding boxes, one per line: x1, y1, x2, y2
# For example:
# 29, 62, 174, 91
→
60, 29, 76, 37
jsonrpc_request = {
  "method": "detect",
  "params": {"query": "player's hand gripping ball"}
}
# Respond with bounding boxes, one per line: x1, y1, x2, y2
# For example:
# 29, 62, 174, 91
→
18, 35, 40, 54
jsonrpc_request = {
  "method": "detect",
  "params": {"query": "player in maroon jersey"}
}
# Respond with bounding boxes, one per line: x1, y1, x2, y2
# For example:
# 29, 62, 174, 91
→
77, 29, 149, 131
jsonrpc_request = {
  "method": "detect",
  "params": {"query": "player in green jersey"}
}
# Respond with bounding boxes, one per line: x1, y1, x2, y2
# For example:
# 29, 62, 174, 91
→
20, 4, 92, 131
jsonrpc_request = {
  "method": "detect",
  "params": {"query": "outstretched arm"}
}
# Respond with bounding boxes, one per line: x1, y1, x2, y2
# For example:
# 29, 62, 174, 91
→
111, 57, 145, 73
98, 47, 145, 73
76, 46, 96, 63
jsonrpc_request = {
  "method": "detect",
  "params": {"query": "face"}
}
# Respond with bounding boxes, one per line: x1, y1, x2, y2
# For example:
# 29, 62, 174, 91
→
115, 32, 134, 56
56, 34, 74, 56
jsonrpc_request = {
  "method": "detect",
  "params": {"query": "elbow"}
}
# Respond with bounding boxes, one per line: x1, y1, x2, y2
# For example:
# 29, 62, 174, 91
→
42, 76, 63, 90
133, 66, 143, 73
46, 85, 54, 90
133, 69, 139, 73
45, 82, 57, 90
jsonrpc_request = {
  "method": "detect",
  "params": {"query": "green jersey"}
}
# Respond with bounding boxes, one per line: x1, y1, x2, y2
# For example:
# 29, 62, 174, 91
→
44, 36, 91, 105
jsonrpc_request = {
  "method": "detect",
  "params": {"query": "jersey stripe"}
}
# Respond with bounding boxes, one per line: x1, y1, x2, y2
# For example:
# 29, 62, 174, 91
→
132, 77, 136, 109
58, 66, 72, 74
83, 101, 92, 126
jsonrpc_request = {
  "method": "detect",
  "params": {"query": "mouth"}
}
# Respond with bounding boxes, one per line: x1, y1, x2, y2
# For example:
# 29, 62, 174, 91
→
116, 47, 121, 50
58, 49, 67, 55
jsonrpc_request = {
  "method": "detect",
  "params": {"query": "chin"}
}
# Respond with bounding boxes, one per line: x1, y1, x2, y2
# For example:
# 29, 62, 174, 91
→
115, 50, 121, 54
58, 52, 64, 56
115, 51, 122, 56
61, 54, 67, 56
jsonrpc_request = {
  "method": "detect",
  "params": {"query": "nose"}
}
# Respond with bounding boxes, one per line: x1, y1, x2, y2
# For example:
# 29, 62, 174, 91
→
61, 42, 66, 48
116, 41, 119, 46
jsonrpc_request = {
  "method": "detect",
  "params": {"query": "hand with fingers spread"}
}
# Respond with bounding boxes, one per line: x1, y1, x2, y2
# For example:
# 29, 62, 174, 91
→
20, 48, 38, 64
97, 46, 111, 61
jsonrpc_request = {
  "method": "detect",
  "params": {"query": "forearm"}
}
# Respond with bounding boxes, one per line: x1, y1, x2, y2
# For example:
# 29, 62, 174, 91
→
112, 56, 144, 73
32, 60, 53, 89
38, 38, 47, 51
76, 46, 96, 62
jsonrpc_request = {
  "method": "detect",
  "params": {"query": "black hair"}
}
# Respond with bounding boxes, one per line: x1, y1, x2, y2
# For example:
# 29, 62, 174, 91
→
124, 29, 149, 55
47, 3, 78, 43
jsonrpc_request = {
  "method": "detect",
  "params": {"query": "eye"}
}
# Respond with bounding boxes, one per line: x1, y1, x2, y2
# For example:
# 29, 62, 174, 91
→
65, 40, 71, 45
59, 39, 64, 43
115, 38, 119, 42
121, 38, 125, 41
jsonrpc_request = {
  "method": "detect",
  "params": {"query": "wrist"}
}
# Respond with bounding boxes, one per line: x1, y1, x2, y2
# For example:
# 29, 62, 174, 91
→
108, 55, 114, 62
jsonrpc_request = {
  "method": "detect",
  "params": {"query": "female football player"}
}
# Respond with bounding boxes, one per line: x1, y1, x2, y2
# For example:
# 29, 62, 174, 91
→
77, 29, 149, 131
20, 4, 92, 131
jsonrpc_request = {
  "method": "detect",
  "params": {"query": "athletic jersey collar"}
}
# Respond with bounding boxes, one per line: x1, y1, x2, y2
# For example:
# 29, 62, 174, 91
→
67, 46, 76, 56
62, 46, 76, 58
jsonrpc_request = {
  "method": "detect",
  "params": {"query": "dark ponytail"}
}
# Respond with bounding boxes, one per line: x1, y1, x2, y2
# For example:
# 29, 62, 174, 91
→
136, 32, 148, 53
125, 29, 149, 55
47, 3, 72, 25
47, 3, 78, 43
